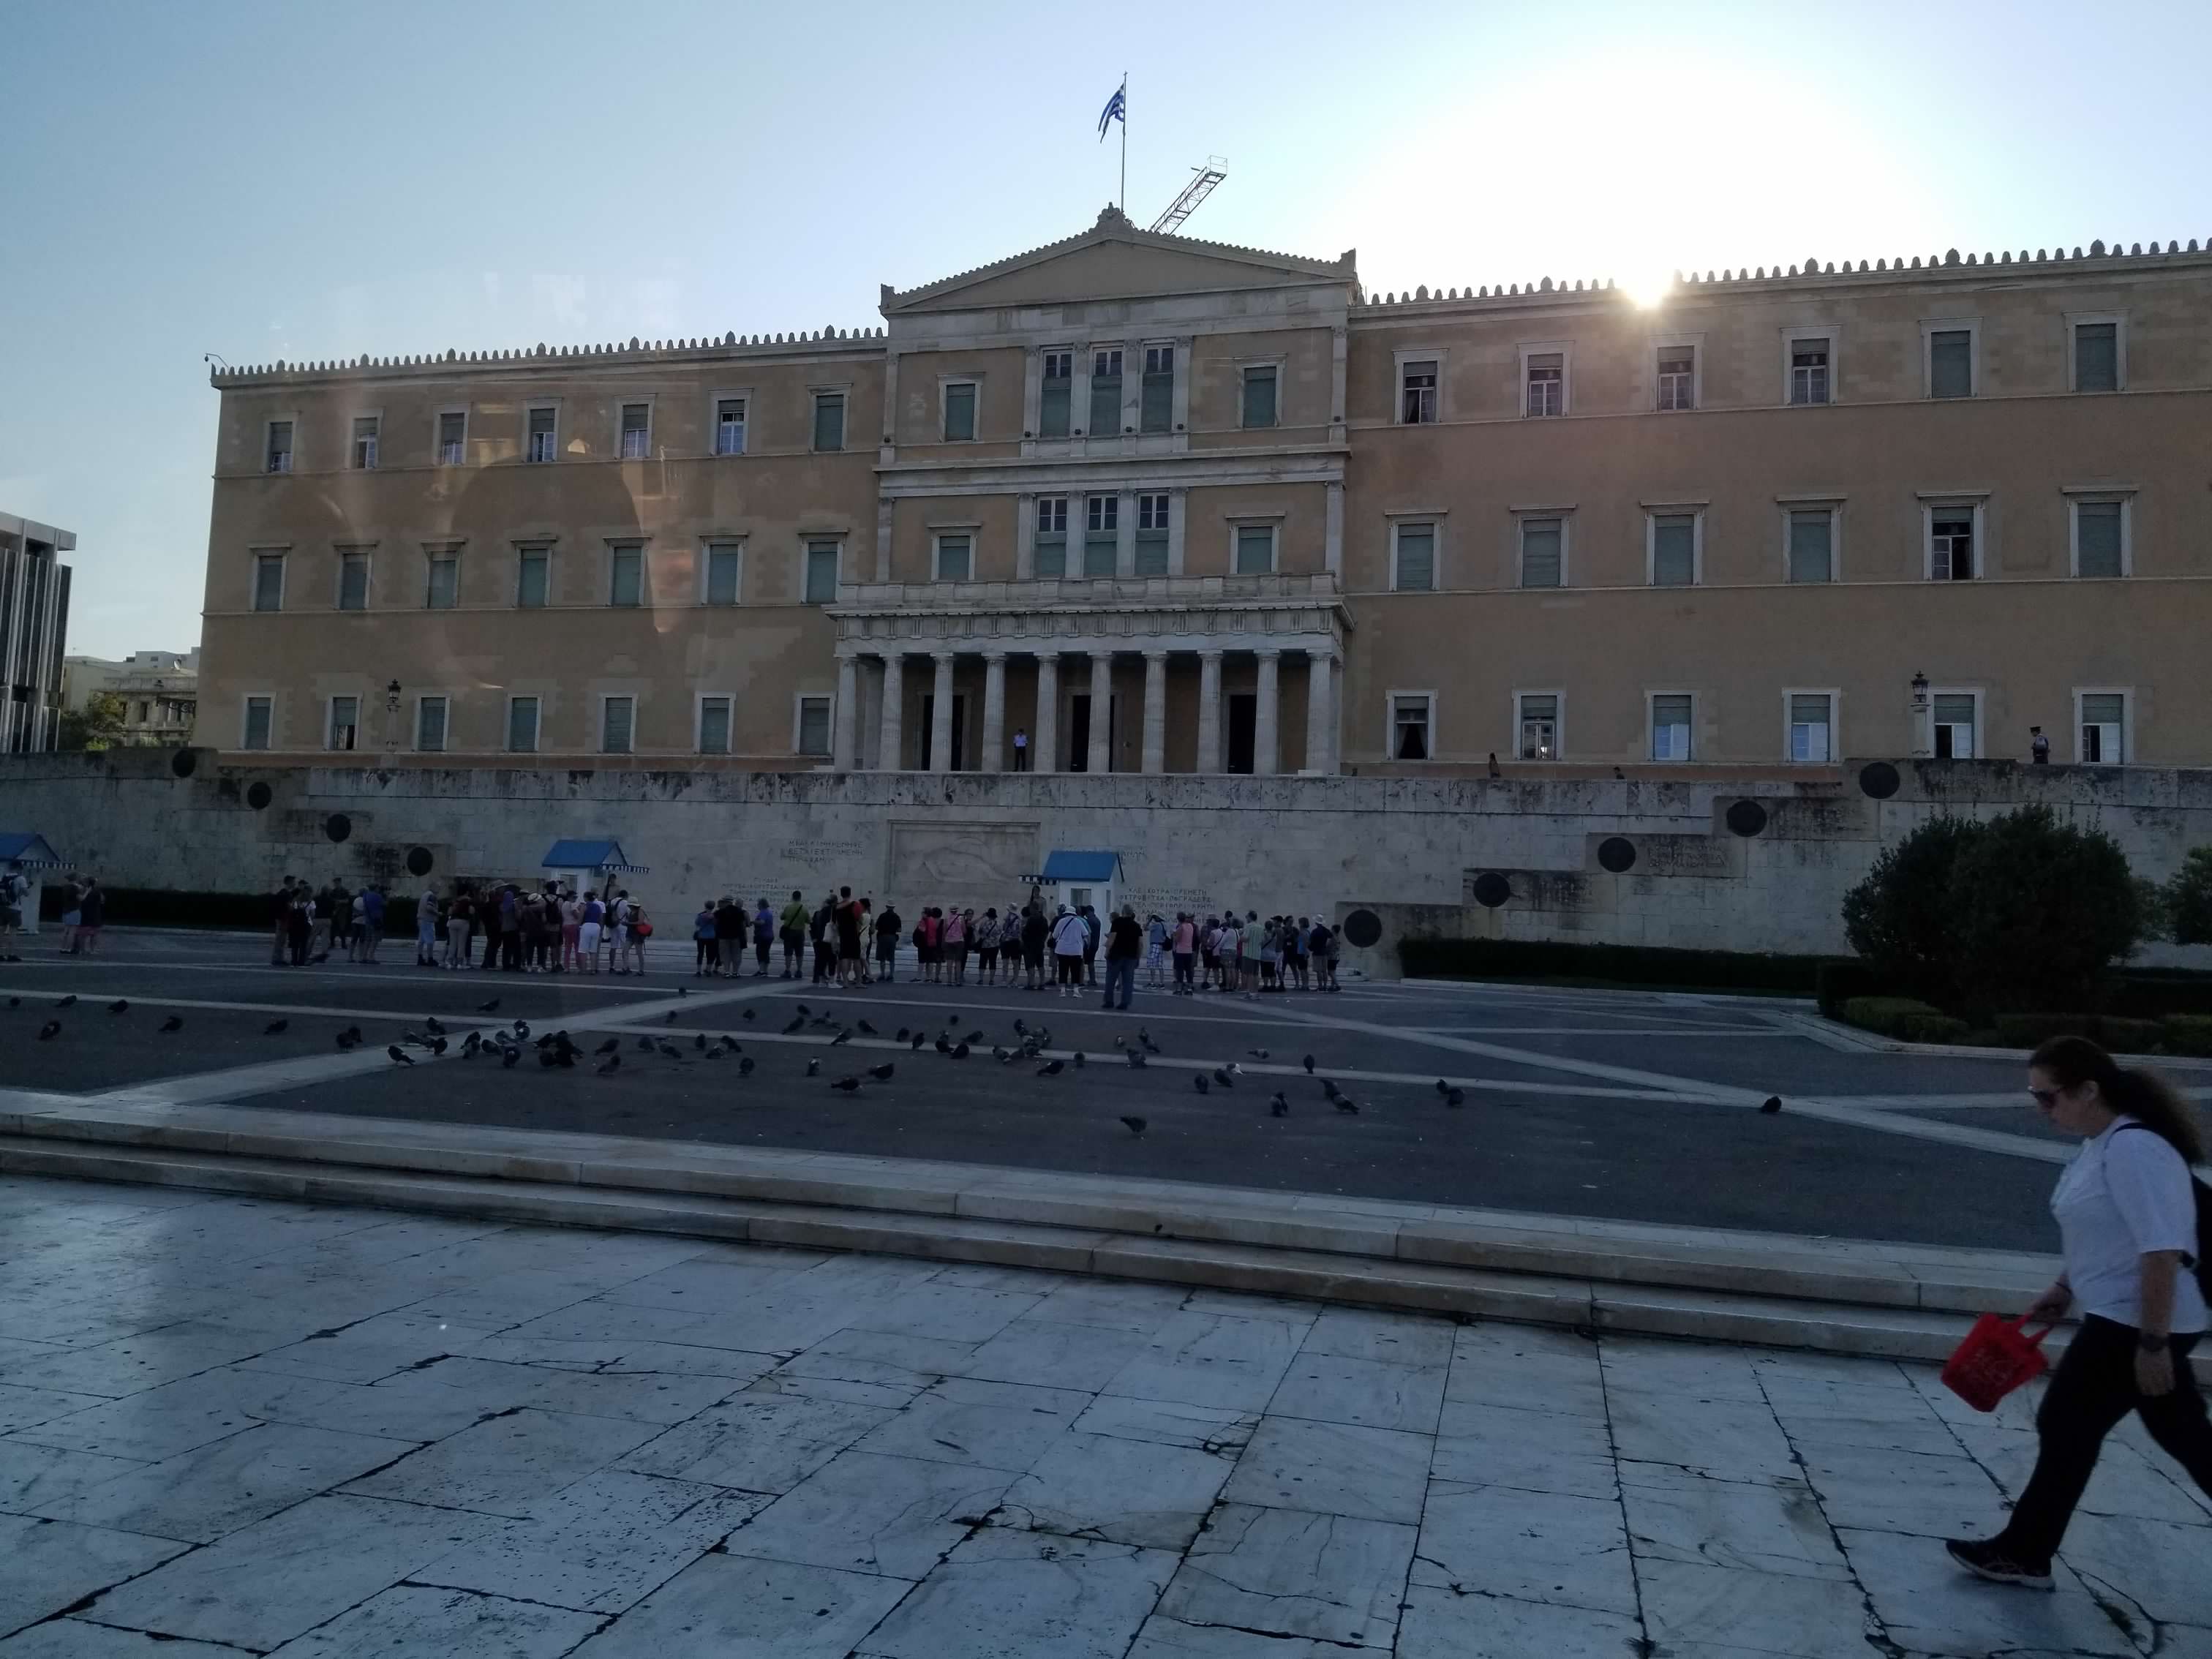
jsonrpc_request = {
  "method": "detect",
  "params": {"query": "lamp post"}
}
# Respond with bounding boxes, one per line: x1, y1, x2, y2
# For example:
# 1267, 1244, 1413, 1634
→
1909, 671, 1930, 759
385, 680, 402, 753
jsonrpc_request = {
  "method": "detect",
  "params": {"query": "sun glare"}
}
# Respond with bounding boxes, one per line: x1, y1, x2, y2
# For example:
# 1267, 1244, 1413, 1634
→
1619, 267, 1676, 309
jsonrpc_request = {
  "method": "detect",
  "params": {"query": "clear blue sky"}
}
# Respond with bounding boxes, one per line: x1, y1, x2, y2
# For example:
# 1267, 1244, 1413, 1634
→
5, 0, 2208, 658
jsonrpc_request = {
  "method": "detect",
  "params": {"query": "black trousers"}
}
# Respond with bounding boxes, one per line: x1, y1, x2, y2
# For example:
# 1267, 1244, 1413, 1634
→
2002, 1314, 2212, 1562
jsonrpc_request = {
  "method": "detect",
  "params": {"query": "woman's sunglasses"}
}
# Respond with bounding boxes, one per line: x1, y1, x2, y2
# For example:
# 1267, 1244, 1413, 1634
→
2028, 1086, 2064, 1107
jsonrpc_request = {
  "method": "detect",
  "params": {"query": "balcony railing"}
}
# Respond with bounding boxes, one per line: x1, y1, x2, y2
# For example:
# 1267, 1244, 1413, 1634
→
834, 571, 1341, 611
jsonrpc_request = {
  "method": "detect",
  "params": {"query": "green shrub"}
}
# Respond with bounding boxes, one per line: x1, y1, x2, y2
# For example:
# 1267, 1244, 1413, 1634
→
1842, 815, 1984, 1002
2162, 1015, 2212, 1058
1815, 959, 1884, 1018
2169, 848, 2212, 947
1949, 808, 2145, 1020
2105, 970, 2212, 1020
1840, 996, 1946, 1037
2096, 1017, 2167, 1053
1394, 937, 1824, 993
1963, 1028, 2004, 1048
1900, 1013, 1972, 1044
1992, 1012, 2165, 1053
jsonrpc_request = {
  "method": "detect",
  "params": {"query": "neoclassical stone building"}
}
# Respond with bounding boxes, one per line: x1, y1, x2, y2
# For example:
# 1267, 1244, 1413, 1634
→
198, 212, 2212, 774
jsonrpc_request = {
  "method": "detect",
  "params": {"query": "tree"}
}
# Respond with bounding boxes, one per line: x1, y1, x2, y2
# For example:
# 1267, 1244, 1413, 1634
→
57, 691, 127, 752
2168, 846, 2212, 947
1841, 814, 1985, 1001
1948, 806, 2145, 1015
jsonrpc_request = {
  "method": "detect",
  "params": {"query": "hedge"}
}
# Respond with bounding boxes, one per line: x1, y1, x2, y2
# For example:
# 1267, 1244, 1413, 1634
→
1991, 1013, 2167, 1053
1396, 936, 1826, 994
1816, 960, 1886, 1018
1901, 1013, 1973, 1044
1840, 996, 1944, 1039
37, 887, 420, 935
2157, 1015, 2212, 1058
2104, 970, 2212, 1020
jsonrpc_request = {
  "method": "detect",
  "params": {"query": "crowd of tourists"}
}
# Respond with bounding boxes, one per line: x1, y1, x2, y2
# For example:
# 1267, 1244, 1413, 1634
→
259, 876, 655, 974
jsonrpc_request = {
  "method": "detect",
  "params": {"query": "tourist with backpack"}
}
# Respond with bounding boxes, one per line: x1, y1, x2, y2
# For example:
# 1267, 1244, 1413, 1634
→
1946, 1035, 2212, 1590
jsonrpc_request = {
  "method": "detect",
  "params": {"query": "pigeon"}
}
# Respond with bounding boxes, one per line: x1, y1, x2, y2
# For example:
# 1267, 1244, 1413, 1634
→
806, 1058, 821, 1077
478, 998, 500, 1013
934, 1035, 951, 1054
430, 1037, 448, 1056
831, 1076, 862, 1093
1445, 1087, 1466, 1107
1126, 1050, 1146, 1069
5, 996, 15, 1007
993, 1045, 1012, 1064
952, 1042, 970, 1059
694, 1033, 707, 1050
342, 1025, 364, 1045
658, 1040, 684, 1061
830, 1029, 851, 1047
264, 1018, 289, 1036
1119, 1116, 1147, 1137
1012, 1018, 1027, 1035
424, 1017, 445, 1036
895, 1028, 910, 1042
1434, 1080, 1451, 1099
963, 1029, 985, 1046
701, 1046, 720, 1061
857, 1020, 878, 1037
719, 1036, 741, 1053
741, 1008, 756, 1021
784, 1015, 805, 1035
595, 1037, 620, 1055
402, 1029, 427, 1047
636, 1036, 656, 1053
1302, 1054, 1316, 1074
597, 1054, 620, 1075
1138, 1029, 1159, 1053
1212, 1067, 1235, 1089
911, 1031, 927, 1052
1320, 1077, 1342, 1101
1192, 1075, 1209, 1095
1072, 1051, 1086, 1069
158, 1015, 182, 1034
1761, 1096, 1783, 1115
336, 1031, 358, 1051
1333, 1097, 1361, 1116
108, 998, 129, 1015
1249, 1048, 1270, 1061
38, 1019, 61, 1041
462, 1031, 482, 1056
386, 1045, 413, 1064
797, 1002, 810, 1016
501, 1046, 520, 1069
1037, 1059, 1065, 1077
1113, 1034, 1126, 1047
867, 1062, 895, 1081
737, 1056, 755, 1077
1225, 1062, 1243, 1077
1270, 1092, 1290, 1117
677, 987, 689, 997
55, 995, 77, 1009
664, 1011, 677, 1025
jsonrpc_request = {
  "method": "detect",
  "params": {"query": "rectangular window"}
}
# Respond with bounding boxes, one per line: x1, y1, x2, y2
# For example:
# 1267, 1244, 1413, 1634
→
1135, 494, 1170, 576
266, 420, 293, 473
699, 696, 731, 756
1929, 329, 1974, 399
507, 696, 540, 753
1088, 349, 1123, 435
1656, 347, 1694, 412
943, 382, 977, 443
242, 696, 272, 750
1241, 364, 1278, 429
1930, 513, 1975, 580
350, 415, 379, 470
620, 402, 650, 460
437, 410, 466, 466
1932, 692, 1977, 759
1788, 693, 1832, 763
1401, 359, 1437, 424
803, 539, 840, 603
526, 406, 557, 463
252, 552, 286, 612
935, 533, 973, 582
1039, 350, 1072, 437
327, 695, 360, 752
609, 544, 643, 606
1651, 514, 1696, 587
1140, 345, 1173, 433
2074, 501, 2125, 578
715, 397, 747, 456
516, 547, 549, 608
1650, 693, 1693, 761
1519, 518, 1563, 587
1391, 695, 1432, 761
1084, 495, 1119, 578
1393, 523, 1435, 592
796, 696, 832, 757
704, 541, 741, 606
1789, 338, 1831, 405
1034, 497, 1068, 577
2080, 692, 2126, 764
1233, 524, 1276, 576
425, 554, 458, 609
812, 391, 845, 453
336, 551, 369, 612
1787, 509, 1834, 583
2074, 322, 2119, 393
1525, 353, 1565, 418
601, 696, 634, 755
415, 696, 448, 753
1517, 693, 1558, 761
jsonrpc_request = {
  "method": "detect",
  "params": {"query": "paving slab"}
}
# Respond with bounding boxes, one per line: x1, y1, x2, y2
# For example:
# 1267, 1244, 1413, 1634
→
1154, 1500, 1412, 1647
259, 1584, 601, 1658
0, 1513, 188, 1641
852, 1526, 1178, 1659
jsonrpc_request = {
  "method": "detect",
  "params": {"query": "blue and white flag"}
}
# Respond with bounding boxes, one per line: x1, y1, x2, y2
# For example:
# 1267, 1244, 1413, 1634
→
1097, 82, 1126, 141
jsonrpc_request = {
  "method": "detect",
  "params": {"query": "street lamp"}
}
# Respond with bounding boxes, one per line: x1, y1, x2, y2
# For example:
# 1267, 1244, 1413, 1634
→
1909, 672, 1930, 758
385, 680, 402, 752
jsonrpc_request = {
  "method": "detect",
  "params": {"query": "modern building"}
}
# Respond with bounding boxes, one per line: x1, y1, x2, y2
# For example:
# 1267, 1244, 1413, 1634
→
62, 649, 198, 746
0, 511, 74, 753
196, 212, 2212, 773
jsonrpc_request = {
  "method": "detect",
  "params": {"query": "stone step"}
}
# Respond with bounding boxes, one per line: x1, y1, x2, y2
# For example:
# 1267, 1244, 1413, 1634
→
0, 1132, 2091, 1369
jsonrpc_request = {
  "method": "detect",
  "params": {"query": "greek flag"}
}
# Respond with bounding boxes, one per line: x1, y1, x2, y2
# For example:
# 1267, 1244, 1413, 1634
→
1097, 83, 1126, 141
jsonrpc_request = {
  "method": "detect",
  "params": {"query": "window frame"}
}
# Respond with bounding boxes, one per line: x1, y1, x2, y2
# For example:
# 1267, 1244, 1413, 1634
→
414, 693, 449, 754
2066, 312, 2127, 394
2073, 686, 2132, 765
505, 694, 541, 755
710, 391, 750, 456
1083, 494, 1121, 578
599, 693, 636, 756
1239, 361, 1282, 430
241, 694, 274, 751
1037, 347, 1075, 438
524, 403, 560, 464
1782, 328, 1839, 406
930, 526, 978, 583
263, 415, 298, 475
1388, 515, 1442, 592
1927, 686, 1982, 761
939, 377, 980, 443
1134, 492, 1172, 577
800, 535, 843, 604
1515, 512, 1568, 589
696, 693, 734, 756
334, 547, 372, 612
1781, 688, 1840, 764
435, 406, 469, 467
617, 399, 653, 461
1385, 690, 1437, 763
1644, 507, 1704, 587
1032, 495, 1069, 578
1921, 497, 1986, 581
1519, 342, 1571, 418
349, 411, 381, 471
1138, 341, 1175, 434
1651, 337, 1700, 413
1922, 318, 1982, 400
606, 541, 646, 608
1392, 347, 1445, 426
1646, 691, 1697, 762
250, 549, 287, 613
1513, 689, 1565, 761
325, 693, 361, 753
701, 538, 744, 606
1228, 518, 1279, 577
1086, 346, 1126, 437
424, 544, 462, 609
2067, 492, 2133, 578
810, 388, 848, 454
793, 693, 834, 759
1780, 500, 1842, 584
514, 543, 552, 609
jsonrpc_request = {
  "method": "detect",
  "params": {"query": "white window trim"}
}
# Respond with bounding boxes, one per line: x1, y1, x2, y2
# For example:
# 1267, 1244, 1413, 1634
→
1238, 357, 1287, 429
1780, 687, 1841, 764
695, 692, 735, 756
792, 692, 835, 759
1646, 690, 1698, 762
262, 414, 299, 473
930, 524, 980, 583
1227, 516, 1282, 576
799, 534, 846, 603
1927, 685, 1983, 760
347, 410, 382, 470
938, 376, 982, 443
2066, 490, 2134, 577
1387, 512, 1445, 592
2072, 686, 2133, 765
239, 693, 275, 750
1921, 317, 1982, 399
324, 693, 362, 753
1514, 511, 1570, 588
1513, 688, 1565, 761
524, 402, 560, 463
1644, 507, 1704, 587
1392, 346, 1447, 425
1649, 334, 1703, 413
334, 546, 372, 612
598, 693, 638, 756
708, 388, 752, 456
413, 693, 450, 754
2064, 311, 2128, 394
1920, 497, 1987, 580
1780, 327, 1840, 406
809, 386, 850, 452
1518, 341, 1573, 418
434, 405, 470, 465
1132, 492, 1174, 577
699, 538, 745, 606
605, 541, 647, 607
249, 547, 288, 612
616, 396, 655, 460
504, 694, 542, 754
1029, 345, 1077, 440
1779, 500, 1843, 583
1385, 689, 1437, 761
421, 543, 463, 609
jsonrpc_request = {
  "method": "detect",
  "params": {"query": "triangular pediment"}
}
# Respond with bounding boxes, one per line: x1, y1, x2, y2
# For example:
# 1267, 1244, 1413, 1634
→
885, 207, 1355, 314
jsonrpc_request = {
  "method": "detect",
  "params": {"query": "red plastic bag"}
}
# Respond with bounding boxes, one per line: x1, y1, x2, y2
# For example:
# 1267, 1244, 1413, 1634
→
1941, 1314, 2051, 1411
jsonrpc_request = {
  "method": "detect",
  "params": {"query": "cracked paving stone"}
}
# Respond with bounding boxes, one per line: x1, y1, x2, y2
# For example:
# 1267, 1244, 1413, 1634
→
853, 1525, 1178, 1659
0, 1513, 189, 1641
721, 1450, 1009, 1580
0, 1621, 246, 1657
565, 1551, 911, 1659
258, 1584, 601, 1658
1124, 1613, 1349, 1657
998, 1431, 1237, 1551
40, 1423, 405, 1544
342, 1408, 663, 1519
1155, 1501, 1414, 1648
614, 1388, 894, 1494
1410, 1481, 1637, 1617
1395, 1581, 1644, 1658
1217, 1417, 1429, 1525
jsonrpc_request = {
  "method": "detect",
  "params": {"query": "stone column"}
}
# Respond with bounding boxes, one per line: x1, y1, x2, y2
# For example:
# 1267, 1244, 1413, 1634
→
832, 655, 859, 770
1141, 651, 1168, 774
1254, 648, 1281, 776
1034, 655, 1059, 773
930, 653, 955, 773
1197, 650, 1224, 772
981, 652, 1007, 773
1087, 652, 1113, 774
878, 652, 904, 770
1304, 648, 1335, 775
1324, 482, 1345, 580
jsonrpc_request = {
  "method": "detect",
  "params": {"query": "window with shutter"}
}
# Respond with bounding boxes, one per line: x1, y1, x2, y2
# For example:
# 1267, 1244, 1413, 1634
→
438, 410, 467, 465
351, 415, 379, 470
1656, 349, 1693, 411
1400, 360, 1437, 424
1788, 694, 1832, 762
1393, 524, 1435, 592
1518, 694, 1558, 760
527, 407, 557, 462
1788, 511, 1833, 583
601, 696, 634, 755
516, 548, 549, 608
337, 552, 369, 612
266, 421, 293, 473
243, 697, 273, 750
1039, 350, 1072, 437
328, 696, 359, 752
943, 383, 976, 442
609, 546, 643, 607
2074, 323, 2118, 393
797, 697, 832, 757
425, 555, 459, 609
1519, 519, 1562, 587
1135, 494, 1169, 576
620, 404, 650, 459
2080, 693, 2125, 764
1652, 516, 1696, 586
1241, 365, 1278, 429
936, 534, 972, 582
813, 393, 845, 453
715, 398, 746, 455
1650, 694, 1693, 760
1525, 353, 1565, 417
1084, 496, 1118, 577
705, 543, 741, 606
416, 696, 448, 753
1929, 330, 1973, 398
1790, 339, 1831, 405
804, 541, 840, 603
1932, 693, 1977, 759
1234, 525, 1274, 575
2074, 503, 2124, 577
699, 696, 731, 756
1392, 696, 1431, 761
507, 697, 540, 753
1034, 497, 1067, 578
1140, 345, 1173, 433
253, 554, 286, 612
1088, 350, 1123, 434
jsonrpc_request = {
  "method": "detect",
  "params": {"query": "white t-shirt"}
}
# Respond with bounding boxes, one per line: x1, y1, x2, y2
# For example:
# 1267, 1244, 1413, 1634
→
1052, 914, 1087, 956
2051, 1117, 2207, 1333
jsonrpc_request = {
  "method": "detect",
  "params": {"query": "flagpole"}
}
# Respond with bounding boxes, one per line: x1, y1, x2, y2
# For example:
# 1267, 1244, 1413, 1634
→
1118, 73, 1127, 214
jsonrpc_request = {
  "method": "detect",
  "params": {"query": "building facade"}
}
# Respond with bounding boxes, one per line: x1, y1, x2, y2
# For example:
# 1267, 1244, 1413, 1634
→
198, 213, 2212, 773
0, 510, 74, 753
62, 649, 198, 746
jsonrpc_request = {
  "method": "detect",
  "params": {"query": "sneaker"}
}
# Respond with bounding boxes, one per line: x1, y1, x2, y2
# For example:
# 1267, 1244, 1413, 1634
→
1944, 1538, 2053, 1592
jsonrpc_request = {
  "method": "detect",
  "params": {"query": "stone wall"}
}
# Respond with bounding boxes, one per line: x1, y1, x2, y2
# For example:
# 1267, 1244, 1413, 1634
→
5, 750, 2210, 977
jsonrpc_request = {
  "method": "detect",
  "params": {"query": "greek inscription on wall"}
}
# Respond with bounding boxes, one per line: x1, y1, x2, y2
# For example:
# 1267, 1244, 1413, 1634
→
1121, 885, 1216, 919
887, 821, 1038, 908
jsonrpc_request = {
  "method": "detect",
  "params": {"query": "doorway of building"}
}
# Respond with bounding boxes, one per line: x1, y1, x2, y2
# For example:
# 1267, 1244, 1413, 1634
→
1226, 693, 1257, 772
1068, 693, 1119, 772
918, 694, 968, 770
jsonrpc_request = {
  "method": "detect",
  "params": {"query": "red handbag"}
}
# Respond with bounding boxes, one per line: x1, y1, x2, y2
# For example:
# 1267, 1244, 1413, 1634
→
1941, 1314, 2051, 1411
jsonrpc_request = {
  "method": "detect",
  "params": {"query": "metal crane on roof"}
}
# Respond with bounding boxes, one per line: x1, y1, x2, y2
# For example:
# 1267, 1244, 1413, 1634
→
1148, 158, 1227, 236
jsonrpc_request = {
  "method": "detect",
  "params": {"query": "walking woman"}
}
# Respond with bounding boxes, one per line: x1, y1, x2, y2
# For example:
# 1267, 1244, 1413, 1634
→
1947, 1036, 2212, 1590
